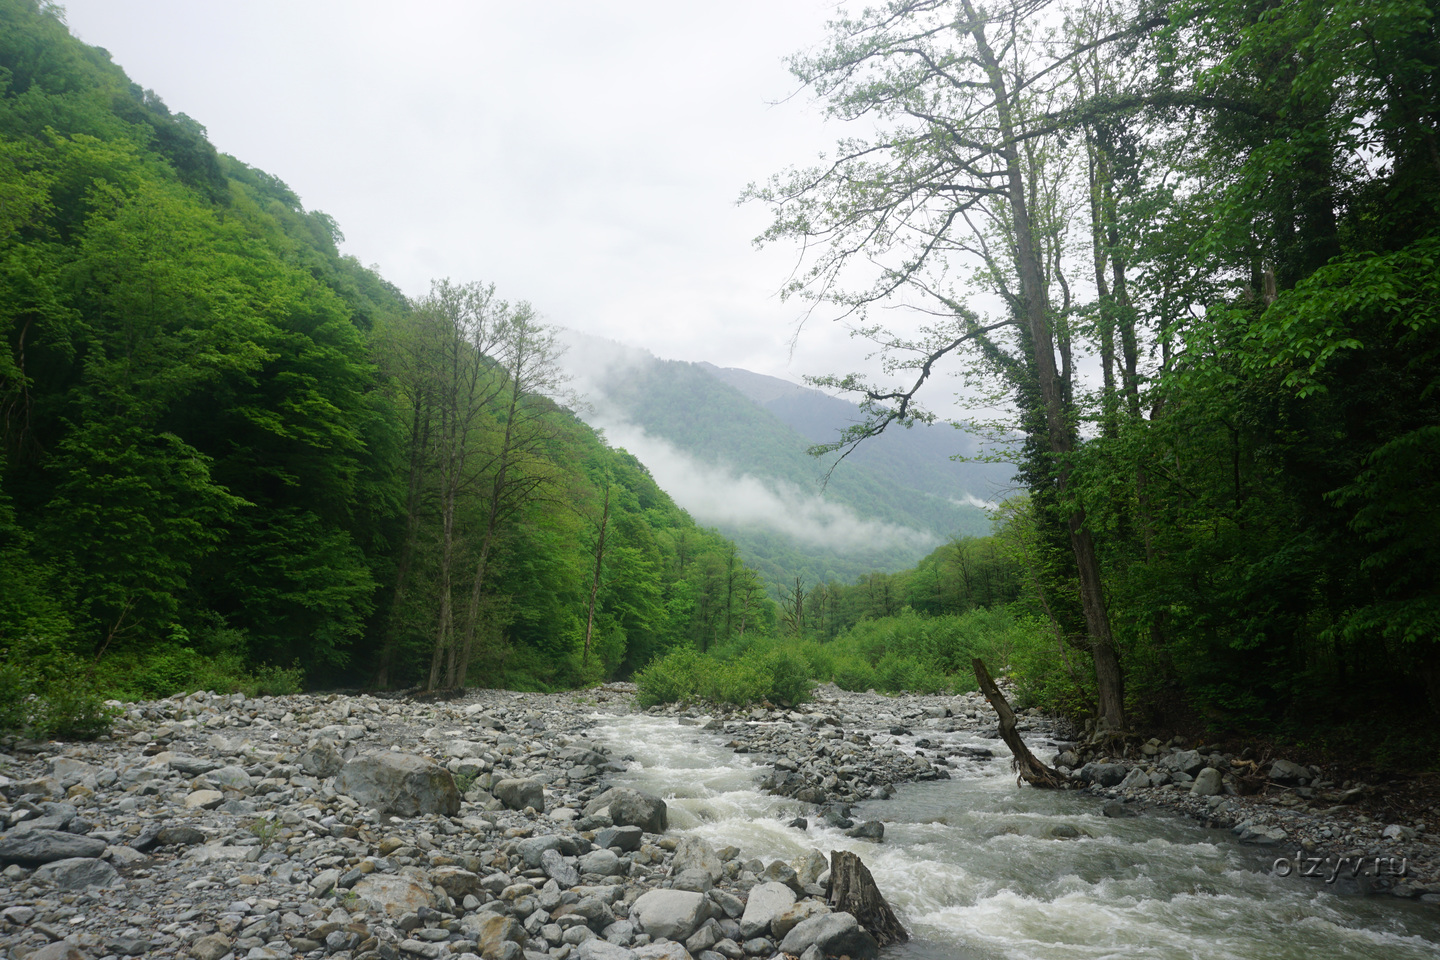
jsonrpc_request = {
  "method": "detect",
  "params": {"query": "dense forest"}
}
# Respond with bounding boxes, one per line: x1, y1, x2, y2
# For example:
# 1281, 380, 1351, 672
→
0, 0, 776, 732
738, 0, 1440, 763
3, 0, 1438, 771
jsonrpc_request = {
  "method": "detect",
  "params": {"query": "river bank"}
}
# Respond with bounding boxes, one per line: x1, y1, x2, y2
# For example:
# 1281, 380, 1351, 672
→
0, 684, 1436, 960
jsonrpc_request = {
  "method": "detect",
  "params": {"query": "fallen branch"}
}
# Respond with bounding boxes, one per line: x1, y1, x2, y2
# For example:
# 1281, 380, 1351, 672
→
972, 657, 1068, 789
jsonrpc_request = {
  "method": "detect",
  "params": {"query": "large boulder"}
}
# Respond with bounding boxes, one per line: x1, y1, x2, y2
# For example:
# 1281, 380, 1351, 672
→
779, 911, 878, 960
0, 829, 106, 866
584, 787, 667, 834
336, 752, 459, 817
1268, 759, 1310, 784
739, 881, 796, 938
771, 901, 830, 940
631, 889, 706, 941
493, 778, 545, 813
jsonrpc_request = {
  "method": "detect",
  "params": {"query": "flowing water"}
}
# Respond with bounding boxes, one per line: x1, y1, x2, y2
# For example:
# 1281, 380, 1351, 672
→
590, 713, 1440, 959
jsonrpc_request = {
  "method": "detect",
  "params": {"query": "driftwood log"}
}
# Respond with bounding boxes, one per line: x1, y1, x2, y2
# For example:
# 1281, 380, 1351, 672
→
826, 850, 908, 946
972, 657, 1067, 789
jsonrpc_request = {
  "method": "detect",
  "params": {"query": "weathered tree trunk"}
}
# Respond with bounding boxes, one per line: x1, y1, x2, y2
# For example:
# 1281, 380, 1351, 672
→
825, 850, 908, 947
972, 658, 1067, 788
582, 478, 611, 667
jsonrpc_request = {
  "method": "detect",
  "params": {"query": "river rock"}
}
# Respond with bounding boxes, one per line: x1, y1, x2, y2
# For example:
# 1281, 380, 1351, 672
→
1268, 759, 1310, 784
351, 873, 435, 917
494, 777, 546, 812
779, 911, 877, 960
34, 855, 120, 889
478, 914, 527, 960
596, 824, 644, 852
336, 751, 460, 816
543, 847, 581, 886
673, 836, 724, 881
0, 828, 106, 865
28, 944, 86, 960
585, 787, 668, 834
739, 881, 796, 938
771, 901, 830, 939
579, 848, 625, 876
576, 941, 637, 960
632, 889, 706, 940
298, 739, 344, 777
635, 942, 690, 960
1077, 762, 1127, 787
844, 820, 884, 841
1190, 767, 1223, 796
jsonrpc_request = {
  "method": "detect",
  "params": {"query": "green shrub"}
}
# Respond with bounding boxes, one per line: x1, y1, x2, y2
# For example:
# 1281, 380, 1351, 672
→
634, 647, 707, 707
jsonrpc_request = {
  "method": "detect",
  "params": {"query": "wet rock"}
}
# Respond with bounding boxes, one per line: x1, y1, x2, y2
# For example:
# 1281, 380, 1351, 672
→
778, 911, 877, 960
542, 847, 581, 886
585, 787, 668, 834
844, 820, 884, 841
1077, 762, 1127, 787
336, 751, 461, 817
770, 901, 829, 940
1102, 800, 1138, 818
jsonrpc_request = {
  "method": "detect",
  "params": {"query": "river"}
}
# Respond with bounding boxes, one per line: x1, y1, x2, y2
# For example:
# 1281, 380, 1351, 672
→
589, 712, 1440, 959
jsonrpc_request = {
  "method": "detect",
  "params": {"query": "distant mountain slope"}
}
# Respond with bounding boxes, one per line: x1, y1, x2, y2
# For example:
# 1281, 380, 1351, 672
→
696, 361, 1017, 504
561, 332, 1005, 591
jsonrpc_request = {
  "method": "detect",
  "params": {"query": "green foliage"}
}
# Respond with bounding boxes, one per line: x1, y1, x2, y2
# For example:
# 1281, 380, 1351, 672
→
633, 643, 812, 708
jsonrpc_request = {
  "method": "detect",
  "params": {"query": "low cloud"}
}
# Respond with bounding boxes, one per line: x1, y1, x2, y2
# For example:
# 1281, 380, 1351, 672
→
596, 418, 937, 556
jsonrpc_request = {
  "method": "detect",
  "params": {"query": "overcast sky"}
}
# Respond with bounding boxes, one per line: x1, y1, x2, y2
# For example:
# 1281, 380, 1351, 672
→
57, 0, 894, 391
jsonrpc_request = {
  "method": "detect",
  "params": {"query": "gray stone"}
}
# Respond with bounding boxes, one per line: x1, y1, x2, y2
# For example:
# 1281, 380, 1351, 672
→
631, 889, 707, 941
672, 836, 723, 882
353, 873, 437, 918
673, 868, 715, 892
494, 778, 546, 813
542, 847, 580, 886
1165, 750, 1205, 776
579, 848, 625, 876
1102, 800, 1138, 818
595, 825, 644, 852
576, 940, 638, 960
778, 912, 877, 960
739, 881, 796, 939
1077, 762, 1127, 787
1190, 767, 1223, 797
1268, 759, 1310, 784
34, 855, 119, 889
634, 942, 691, 960
156, 824, 208, 846
27, 944, 87, 960
299, 740, 345, 778
518, 834, 568, 866
844, 820, 884, 841
478, 915, 527, 960
707, 888, 745, 920
0, 828, 106, 865
584, 787, 667, 834
770, 902, 829, 940
795, 850, 827, 889
190, 934, 232, 960
336, 751, 460, 817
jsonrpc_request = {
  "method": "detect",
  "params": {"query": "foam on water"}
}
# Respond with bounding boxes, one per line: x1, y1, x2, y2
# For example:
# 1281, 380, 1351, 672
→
591, 712, 1440, 959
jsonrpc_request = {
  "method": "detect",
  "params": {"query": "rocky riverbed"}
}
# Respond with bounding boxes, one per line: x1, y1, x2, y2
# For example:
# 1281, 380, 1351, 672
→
1, 683, 1436, 960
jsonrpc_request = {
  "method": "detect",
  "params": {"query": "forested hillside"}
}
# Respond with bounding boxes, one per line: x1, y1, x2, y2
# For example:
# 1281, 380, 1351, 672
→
0, 0, 773, 724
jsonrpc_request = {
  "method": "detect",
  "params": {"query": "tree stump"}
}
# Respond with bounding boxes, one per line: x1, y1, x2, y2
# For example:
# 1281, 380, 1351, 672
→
825, 850, 908, 946
972, 657, 1068, 789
